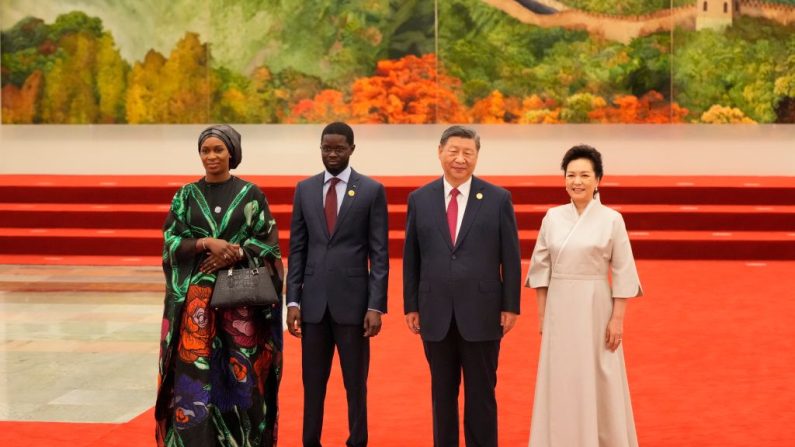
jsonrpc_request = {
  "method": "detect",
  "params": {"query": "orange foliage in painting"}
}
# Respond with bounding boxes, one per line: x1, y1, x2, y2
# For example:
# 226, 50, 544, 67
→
517, 94, 561, 124
589, 91, 688, 123
470, 90, 524, 123
1, 70, 42, 123
349, 54, 468, 124
288, 89, 349, 123
470, 90, 564, 124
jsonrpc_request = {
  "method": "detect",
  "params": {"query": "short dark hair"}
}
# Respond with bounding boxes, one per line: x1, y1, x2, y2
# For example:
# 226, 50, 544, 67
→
561, 144, 603, 180
321, 122, 354, 145
439, 125, 480, 150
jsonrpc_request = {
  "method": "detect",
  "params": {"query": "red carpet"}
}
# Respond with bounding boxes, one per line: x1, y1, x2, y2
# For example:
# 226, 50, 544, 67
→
1, 175, 794, 262
2, 259, 794, 446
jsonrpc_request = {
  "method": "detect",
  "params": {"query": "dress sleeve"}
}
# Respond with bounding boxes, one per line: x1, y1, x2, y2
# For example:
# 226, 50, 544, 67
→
162, 186, 201, 266
240, 187, 283, 277
610, 213, 643, 298
526, 213, 551, 288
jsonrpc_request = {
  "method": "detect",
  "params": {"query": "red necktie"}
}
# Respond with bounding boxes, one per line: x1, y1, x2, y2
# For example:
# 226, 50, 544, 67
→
325, 177, 341, 234
447, 188, 460, 245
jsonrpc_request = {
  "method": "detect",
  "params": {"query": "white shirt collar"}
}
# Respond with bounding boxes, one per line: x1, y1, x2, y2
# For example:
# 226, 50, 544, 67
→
443, 176, 472, 198
324, 165, 352, 184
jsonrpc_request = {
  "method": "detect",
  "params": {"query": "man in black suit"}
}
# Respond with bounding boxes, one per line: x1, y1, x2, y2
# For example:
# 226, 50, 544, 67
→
403, 125, 521, 447
287, 122, 389, 447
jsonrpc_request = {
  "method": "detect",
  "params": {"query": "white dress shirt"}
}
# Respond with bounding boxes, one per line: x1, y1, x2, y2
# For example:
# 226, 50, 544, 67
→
443, 176, 471, 242
323, 165, 352, 213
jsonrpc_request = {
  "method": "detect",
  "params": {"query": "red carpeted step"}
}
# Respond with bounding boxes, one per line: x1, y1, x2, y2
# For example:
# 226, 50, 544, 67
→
2, 175, 794, 205
1, 175, 793, 262
3, 203, 794, 231
2, 228, 794, 261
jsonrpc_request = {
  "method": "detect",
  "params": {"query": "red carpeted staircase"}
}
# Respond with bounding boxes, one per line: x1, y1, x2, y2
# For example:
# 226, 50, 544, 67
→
1, 174, 793, 265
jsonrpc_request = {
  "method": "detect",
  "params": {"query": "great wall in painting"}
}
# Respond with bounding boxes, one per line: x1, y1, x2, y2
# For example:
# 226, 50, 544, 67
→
487, 0, 795, 43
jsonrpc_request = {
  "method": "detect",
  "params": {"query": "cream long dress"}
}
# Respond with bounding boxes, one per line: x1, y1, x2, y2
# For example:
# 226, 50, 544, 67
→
527, 197, 643, 447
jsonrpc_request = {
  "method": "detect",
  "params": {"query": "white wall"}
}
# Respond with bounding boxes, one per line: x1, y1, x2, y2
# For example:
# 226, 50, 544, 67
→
0, 124, 793, 176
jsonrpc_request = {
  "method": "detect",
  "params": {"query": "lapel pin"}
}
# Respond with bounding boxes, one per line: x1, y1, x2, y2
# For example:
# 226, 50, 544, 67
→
348, 190, 355, 197
476, 192, 483, 200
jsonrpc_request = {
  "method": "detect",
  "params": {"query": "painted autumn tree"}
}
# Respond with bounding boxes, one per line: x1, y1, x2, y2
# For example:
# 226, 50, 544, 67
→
700, 105, 756, 123
288, 89, 350, 123
349, 53, 468, 123
125, 33, 210, 123
40, 32, 100, 123
125, 50, 167, 123
1, 70, 42, 123
2, 12, 128, 124
159, 32, 211, 123
469, 90, 526, 123
1, 17, 51, 122
589, 91, 688, 123
95, 33, 127, 123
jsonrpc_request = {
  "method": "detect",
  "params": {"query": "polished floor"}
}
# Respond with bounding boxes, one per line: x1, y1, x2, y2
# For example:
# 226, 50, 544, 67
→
0, 265, 162, 423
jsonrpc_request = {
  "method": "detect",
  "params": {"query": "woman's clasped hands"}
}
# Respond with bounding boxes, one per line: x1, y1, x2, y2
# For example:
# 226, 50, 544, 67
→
199, 238, 244, 274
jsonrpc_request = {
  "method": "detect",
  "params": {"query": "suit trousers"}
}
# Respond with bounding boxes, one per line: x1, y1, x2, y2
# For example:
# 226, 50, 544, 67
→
302, 309, 370, 447
423, 319, 500, 447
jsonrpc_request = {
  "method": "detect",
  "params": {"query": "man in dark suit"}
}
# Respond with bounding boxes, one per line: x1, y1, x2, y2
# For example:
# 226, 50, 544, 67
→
403, 125, 521, 447
287, 122, 389, 447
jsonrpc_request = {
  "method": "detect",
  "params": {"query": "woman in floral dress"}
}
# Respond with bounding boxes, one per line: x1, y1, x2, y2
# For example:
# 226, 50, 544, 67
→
156, 125, 283, 446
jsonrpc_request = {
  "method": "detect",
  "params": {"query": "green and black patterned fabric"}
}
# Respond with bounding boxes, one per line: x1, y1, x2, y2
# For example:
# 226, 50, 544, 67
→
155, 176, 284, 447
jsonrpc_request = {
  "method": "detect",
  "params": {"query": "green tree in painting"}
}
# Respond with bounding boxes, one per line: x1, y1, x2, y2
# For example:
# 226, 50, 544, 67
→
439, 0, 588, 102
48, 10, 103, 41
251, 0, 433, 90
674, 18, 795, 123
774, 67, 795, 122
1, 17, 50, 54
211, 66, 253, 123
438, 0, 675, 115
560, 92, 606, 123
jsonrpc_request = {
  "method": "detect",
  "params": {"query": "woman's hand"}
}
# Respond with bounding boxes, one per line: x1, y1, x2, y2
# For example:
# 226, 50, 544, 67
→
605, 317, 624, 352
199, 238, 243, 274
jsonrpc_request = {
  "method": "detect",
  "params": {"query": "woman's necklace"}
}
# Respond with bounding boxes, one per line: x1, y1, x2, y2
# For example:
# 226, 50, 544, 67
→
204, 179, 224, 215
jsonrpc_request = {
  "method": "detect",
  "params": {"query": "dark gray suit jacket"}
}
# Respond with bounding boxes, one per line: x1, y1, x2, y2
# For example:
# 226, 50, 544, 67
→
403, 176, 521, 342
287, 169, 389, 325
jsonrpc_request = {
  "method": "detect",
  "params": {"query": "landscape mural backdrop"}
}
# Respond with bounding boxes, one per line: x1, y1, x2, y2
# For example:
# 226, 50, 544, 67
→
1, 0, 794, 124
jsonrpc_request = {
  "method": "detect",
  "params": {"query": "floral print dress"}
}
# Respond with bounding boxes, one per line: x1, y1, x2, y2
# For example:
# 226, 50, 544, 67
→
156, 177, 283, 447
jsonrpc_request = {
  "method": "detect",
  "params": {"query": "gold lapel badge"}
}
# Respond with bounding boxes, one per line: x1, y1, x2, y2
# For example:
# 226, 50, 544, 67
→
476, 192, 483, 200
348, 190, 356, 197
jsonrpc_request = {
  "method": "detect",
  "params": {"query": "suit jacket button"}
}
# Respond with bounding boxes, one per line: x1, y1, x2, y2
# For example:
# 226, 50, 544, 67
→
451, 255, 457, 260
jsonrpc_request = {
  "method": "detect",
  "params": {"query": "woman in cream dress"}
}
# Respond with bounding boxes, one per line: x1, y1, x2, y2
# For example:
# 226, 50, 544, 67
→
527, 145, 643, 447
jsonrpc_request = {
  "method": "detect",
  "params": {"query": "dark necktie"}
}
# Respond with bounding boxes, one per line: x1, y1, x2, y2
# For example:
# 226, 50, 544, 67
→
447, 188, 460, 245
325, 177, 341, 234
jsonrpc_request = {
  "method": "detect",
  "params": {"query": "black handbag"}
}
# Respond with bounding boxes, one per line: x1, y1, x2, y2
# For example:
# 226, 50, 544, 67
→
210, 258, 280, 309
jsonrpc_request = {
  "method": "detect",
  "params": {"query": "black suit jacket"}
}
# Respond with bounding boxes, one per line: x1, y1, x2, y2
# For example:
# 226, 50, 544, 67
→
287, 169, 389, 325
403, 176, 521, 342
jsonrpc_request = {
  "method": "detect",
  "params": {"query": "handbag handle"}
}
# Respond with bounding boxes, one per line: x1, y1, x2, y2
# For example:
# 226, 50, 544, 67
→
222, 254, 274, 277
